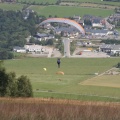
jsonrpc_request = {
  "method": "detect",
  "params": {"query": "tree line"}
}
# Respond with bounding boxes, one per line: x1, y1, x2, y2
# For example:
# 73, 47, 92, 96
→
100, 39, 120, 44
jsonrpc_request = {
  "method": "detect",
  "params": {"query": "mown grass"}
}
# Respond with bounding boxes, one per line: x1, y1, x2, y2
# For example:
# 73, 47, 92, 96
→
81, 75, 120, 88
31, 5, 114, 17
4, 57, 120, 102
0, 98, 120, 120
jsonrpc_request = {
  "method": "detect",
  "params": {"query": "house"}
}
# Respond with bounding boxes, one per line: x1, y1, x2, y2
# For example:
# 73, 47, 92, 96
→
24, 44, 48, 53
42, 23, 54, 29
34, 33, 54, 41
13, 46, 26, 53
23, 9, 34, 20
72, 15, 84, 26
110, 45, 120, 55
108, 14, 120, 24
72, 15, 81, 21
83, 15, 105, 28
99, 44, 120, 55
54, 26, 79, 37
85, 29, 107, 36
25, 44, 42, 52
92, 23, 104, 28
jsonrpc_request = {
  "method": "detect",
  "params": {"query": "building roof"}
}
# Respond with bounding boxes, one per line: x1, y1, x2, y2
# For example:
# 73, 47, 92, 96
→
55, 26, 79, 33
85, 29, 108, 34
100, 44, 120, 50
13, 46, 25, 50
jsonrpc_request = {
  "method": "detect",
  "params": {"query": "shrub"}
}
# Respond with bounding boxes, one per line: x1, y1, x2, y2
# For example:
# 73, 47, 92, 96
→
0, 61, 33, 97
17, 75, 33, 97
117, 62, 120, 68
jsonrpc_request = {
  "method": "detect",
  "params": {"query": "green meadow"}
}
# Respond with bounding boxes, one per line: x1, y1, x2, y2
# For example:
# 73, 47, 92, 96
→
17, 0, 120, 6
61, 0, 120, 6
31, 5, 114, 17
0, 3, 115, 18
4, 58, 120, 102
18, 0, 57, 4
0, 3, 24, 11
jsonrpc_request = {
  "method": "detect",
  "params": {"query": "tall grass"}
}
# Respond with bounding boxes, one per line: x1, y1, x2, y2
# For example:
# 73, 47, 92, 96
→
0, 98, 120, 120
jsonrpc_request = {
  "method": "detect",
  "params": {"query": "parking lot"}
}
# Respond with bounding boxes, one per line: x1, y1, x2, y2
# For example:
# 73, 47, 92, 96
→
71, 48, 110, 58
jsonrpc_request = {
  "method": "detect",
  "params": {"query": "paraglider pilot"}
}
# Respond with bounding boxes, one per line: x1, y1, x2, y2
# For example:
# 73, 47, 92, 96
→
57, 58, 61, 68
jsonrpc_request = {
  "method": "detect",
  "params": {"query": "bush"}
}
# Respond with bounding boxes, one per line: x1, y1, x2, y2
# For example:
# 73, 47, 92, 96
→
117, 62, 120, 68
0, 61, 33, 97
17, 75, 33, 97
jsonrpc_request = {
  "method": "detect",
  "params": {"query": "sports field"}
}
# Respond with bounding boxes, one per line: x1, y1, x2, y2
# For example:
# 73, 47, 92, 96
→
4, 58, 120, 102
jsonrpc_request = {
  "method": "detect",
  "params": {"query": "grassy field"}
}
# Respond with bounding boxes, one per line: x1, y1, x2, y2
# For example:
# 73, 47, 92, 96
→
31, 5, 114, 17
16, 0, 120, 6
0, 3, 115, 17
0, 3, 24, 11
18, 0, 57, 4
4, 57, 120, 102
81, 75, 120, 88
61, 0, 120, 6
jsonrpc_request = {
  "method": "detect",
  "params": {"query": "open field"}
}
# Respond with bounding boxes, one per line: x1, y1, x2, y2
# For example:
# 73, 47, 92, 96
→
4, 58, 120, 102
80, 75, 120, 88
0, 3, 24, 11
61, 0, 120, 6
79, 3, 118, 9
0, 3, 115, 17
18, 0, 57, 4
0, 98, 120, 120
17, 0, 120, 6
31, 5, 114, 17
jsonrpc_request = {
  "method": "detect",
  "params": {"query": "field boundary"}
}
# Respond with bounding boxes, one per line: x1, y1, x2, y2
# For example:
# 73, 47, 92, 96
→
34, 90, 120, 100
79, 67, 116, 83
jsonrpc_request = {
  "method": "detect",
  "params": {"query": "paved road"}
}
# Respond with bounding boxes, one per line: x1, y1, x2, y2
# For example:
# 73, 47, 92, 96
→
52, 49, 62, 58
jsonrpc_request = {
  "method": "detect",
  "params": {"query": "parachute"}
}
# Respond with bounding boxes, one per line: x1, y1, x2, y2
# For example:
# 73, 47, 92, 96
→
39, 18, 85, 35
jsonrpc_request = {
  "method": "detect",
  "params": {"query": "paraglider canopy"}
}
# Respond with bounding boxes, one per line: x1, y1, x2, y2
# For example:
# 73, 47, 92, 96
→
39, 18, 85, 35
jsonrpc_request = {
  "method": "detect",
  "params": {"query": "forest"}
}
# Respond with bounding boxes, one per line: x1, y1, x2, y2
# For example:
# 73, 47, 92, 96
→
0, 9, 40, 59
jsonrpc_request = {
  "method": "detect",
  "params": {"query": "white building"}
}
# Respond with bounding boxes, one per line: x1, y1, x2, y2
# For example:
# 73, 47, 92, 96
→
92, 23, 104, 28
24, 44, 46, 53
13, 46, 26, 53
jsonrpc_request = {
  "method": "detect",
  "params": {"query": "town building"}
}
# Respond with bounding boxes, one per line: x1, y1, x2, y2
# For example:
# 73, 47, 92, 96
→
99, 44, 120, 55
13, 46, 26, 53
34, 33, 54, 41
24, 44, 45, 53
